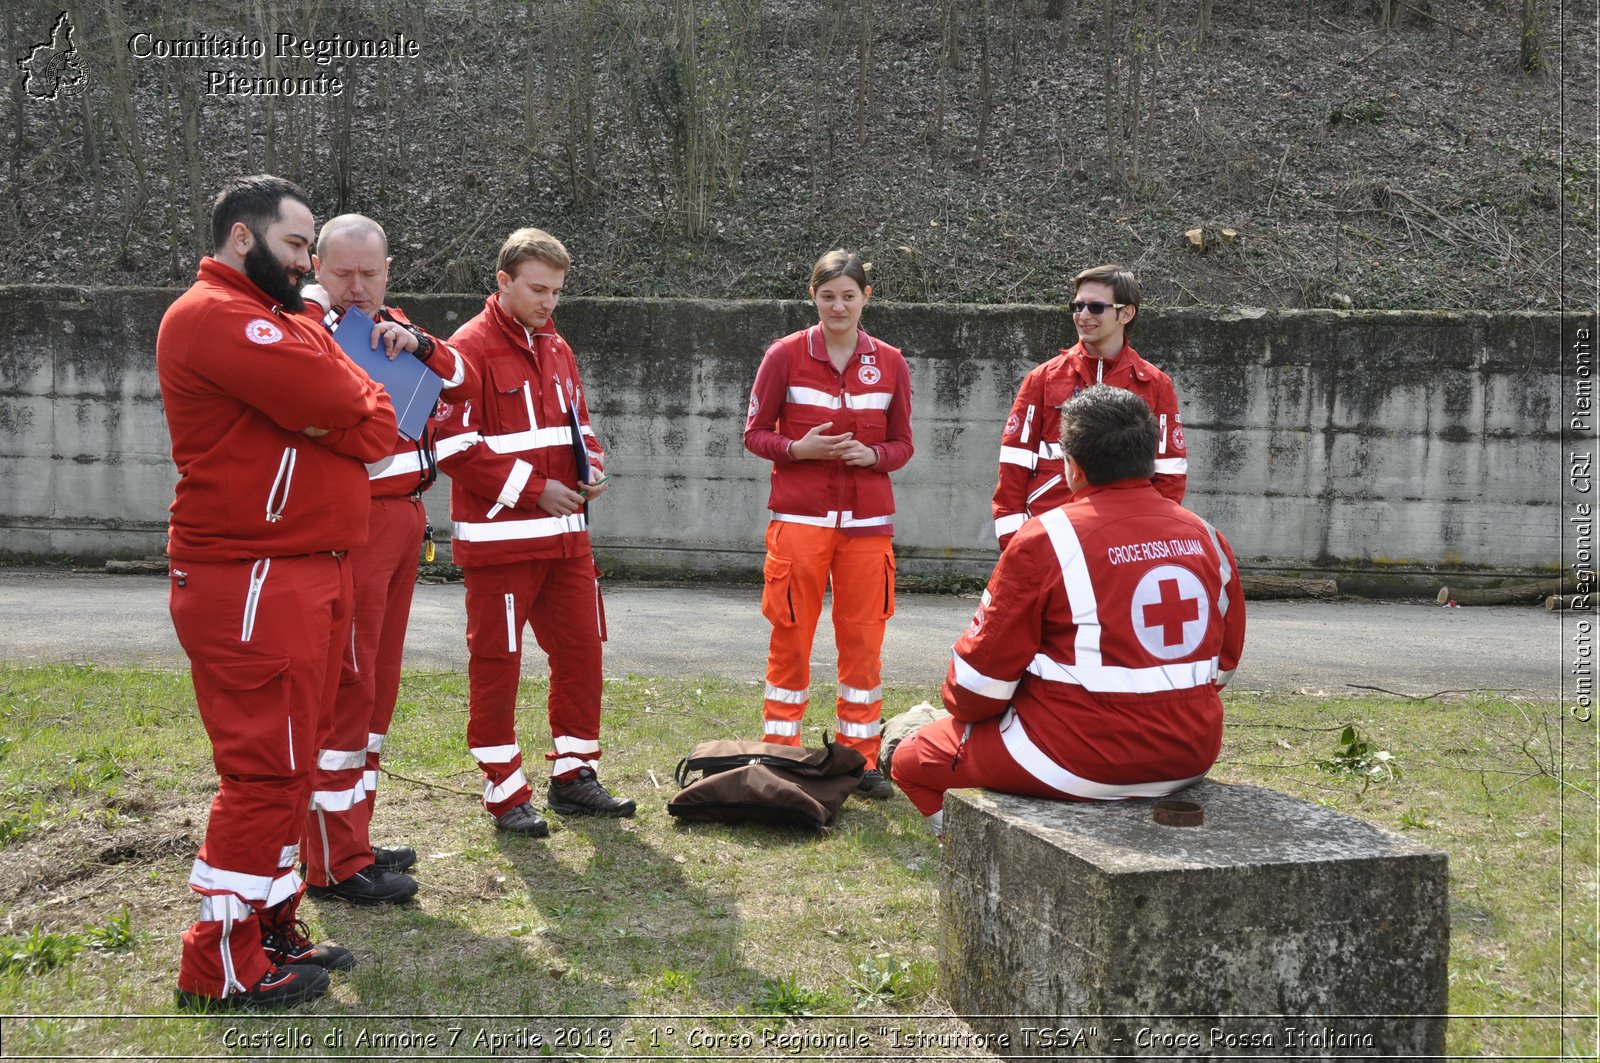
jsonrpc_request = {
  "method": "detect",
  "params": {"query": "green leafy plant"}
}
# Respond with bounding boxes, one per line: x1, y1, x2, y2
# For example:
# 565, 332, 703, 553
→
849, 951, 912, 1007
84, 908, 135, 952
0, 927, 83, 976
1318, 725, 1399, 785
751, 972, 829, 1016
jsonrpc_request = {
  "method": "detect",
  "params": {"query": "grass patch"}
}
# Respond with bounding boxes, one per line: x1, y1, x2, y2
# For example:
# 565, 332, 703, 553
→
0, 663, 1592, 1058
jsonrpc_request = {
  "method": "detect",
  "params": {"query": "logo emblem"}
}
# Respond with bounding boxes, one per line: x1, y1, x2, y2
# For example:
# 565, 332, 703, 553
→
1172, 422, 1185, 450
19, 13, 85, 101
245, 319, 283, 345
858, 365, 881, 386
965, 603, 987, 640
746, 394, 760, 421
1005, 412, 1020, 437
433, 401, 453, 421
1130, 564, 1209, 660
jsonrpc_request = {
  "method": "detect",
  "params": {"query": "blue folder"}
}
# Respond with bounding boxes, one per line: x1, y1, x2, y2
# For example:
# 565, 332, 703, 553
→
331, 306, 444, 441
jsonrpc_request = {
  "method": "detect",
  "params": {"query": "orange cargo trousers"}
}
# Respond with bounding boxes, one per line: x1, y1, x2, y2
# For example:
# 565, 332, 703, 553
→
759, 520, 895, 768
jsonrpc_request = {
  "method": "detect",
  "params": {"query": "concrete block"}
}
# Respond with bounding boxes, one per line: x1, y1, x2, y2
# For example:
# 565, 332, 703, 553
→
940, 781, 1448, 1059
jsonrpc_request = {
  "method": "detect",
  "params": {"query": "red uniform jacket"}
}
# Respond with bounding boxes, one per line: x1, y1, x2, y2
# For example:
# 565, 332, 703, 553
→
433, 295, 604, 566
743, 325, 914, 536
157, 258, 397, 562
328, 305, 480, 499
992, 342, 1186, 548
945, 480, 1244, 789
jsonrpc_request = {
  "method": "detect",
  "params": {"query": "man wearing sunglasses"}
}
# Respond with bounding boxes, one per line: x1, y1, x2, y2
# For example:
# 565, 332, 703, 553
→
991, 265, 1187, 550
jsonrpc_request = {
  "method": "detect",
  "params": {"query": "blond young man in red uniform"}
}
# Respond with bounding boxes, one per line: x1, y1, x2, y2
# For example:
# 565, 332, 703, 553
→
992, 265, 1187, 550
434, 228, 634, 836
296, 214, 478, 904
743, 250, 915, 797
889, 385, 1243, 836
158, 175, 397, 1008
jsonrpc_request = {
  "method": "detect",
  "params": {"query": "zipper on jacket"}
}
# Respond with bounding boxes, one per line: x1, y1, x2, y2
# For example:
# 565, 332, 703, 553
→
1026, 474, 1063, 508
504, 593, 517, 653
241, 558, 271, 642
265, 447, 297, 522
1020, 405, 1035, 445
1159, 413, 1168, 455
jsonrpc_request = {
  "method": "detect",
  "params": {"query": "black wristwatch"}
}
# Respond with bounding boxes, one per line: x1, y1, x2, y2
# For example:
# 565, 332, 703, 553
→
406, 325, 435, 363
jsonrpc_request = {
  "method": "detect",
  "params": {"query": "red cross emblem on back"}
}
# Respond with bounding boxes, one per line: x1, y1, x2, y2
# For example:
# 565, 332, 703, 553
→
1143, 578, 1200, 646
1129, 564, 1209, 660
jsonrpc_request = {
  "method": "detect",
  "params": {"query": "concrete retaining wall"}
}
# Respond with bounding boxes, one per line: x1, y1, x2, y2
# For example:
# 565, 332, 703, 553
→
0, 285, 1569, 577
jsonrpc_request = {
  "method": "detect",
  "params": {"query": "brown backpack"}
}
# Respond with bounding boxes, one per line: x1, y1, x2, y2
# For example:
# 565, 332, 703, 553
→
666, 737, 866, 831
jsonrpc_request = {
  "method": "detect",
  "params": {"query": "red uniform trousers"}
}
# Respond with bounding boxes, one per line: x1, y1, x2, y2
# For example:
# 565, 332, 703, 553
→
463, 553, 605, 817
759, 521, 894, 768
303, 495, 425, 886
891, 711, 1208, 824
169, 552, 352, 999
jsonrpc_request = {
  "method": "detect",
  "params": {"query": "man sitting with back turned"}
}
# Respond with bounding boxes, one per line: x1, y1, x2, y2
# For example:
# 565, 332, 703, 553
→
887, 385, 1245, 836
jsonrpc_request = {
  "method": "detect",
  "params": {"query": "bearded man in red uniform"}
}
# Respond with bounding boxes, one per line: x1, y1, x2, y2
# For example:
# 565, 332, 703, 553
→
991, 265, 1187, 549
296, 214, 478, 905
888, 385, 1244, 836
434, 227, 634, 837
158, 175, 397, 1008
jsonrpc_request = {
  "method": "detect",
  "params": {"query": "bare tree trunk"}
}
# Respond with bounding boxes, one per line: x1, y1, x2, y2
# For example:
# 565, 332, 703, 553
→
1520, 0, 1542, 74
1127, 0, 1144, 184
1197, 0, 1211, 48
100, 0, 149, 200
856, 0, 871, 149
179, 0, 204, 263
976, 0, 991, 169
1102, 0, 1121, 181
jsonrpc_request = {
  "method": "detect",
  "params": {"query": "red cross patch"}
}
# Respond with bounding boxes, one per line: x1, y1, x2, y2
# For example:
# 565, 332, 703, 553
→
858, 365, 881, 386
1005, 412, 1020, 437
245, 318, 283, 345
1172, 421, 1185, 450
1130, 564, 1209, 660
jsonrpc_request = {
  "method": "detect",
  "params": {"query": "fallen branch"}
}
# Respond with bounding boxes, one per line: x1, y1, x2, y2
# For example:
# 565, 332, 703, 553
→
1345, 684, 1483, 701
1241, 572, 1339, 599
381, 767, 478, 798
1437, 574, 1581, 606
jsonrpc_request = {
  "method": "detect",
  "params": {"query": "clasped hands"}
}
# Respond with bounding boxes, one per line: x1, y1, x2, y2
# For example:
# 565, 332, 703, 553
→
790, 421, 878, 467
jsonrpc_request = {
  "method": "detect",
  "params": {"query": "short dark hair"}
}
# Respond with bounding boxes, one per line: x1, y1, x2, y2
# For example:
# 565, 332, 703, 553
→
210, 174, 309, 251
1073, 263, 1140, 330
1059, 384, 1158, 485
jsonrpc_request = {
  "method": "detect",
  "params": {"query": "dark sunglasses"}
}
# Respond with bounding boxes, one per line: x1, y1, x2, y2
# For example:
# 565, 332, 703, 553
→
1070, 300, 1126, 315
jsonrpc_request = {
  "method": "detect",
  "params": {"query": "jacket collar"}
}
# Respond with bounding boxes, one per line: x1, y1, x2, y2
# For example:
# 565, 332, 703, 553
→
804, 323, 875, 363
486, 293, 558, 350
198, 257, 281, 310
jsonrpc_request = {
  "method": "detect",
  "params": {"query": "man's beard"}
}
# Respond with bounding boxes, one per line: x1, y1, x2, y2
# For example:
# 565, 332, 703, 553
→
243, 234, 306, 312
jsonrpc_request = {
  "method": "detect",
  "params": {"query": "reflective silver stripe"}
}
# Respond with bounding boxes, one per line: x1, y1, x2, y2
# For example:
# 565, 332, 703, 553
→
434, 430, 481, 459
1020, 404, 1035, 445
951, 649, 1020, 700
764, 682, 808, 705
1216, 667, 1236, 687
188, 858, 274, 901
497, 459, 534, 507
286, 716, 294, 772
1159, 413, 1168, 454
999, 445, 1036, 469
521, 381, 537, 426
1000, 708, 1208, 799
1154, 457, 1189, 475
504, 593, 517, 653
367, 450, 427, 481
836, 717, 882, 738
1025, 474, 1063, 507
472, 742, 521, 764
438, 345, 468, 388
484, 768, 529, 806
1027, 652, 1219, 693
454, 512, 587, 542
1038, 441, 1063, 461
785, 385, 840, 409
838, 683, 882, 704
1201, 519, 1233, 617
310, 779, 368, 812
367, 732, 385, 753
241, 558, 270, 642
763, 719, 802, 736
994, 512, 1026, 539
551, 755, 597, 776
1039, 506, 1101, 670
925, 809, 945, 836
364, 769, 379, 793
317, 747, 366, 771
278, 843, 299, 867
769, 510, 893, 529
483, 426, 573, 453
553, 735, 601, 754
197, 894, 253, 922
844, 392, 892, 410
265, 446, 296, 522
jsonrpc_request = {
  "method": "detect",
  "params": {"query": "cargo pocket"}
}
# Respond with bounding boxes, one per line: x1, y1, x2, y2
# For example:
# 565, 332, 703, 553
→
880, 551, 897, 620
761, 555, 797, 627
195, 654, 297, 777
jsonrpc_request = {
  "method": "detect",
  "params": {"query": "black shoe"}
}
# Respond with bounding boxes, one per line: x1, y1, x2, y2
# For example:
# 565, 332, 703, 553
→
373, 845, 417, 873
262, 919, 356, 972
175, 963, 330, 1011
546, 768, 637, 818
306, 863, 417, 905
856, 769, 893, 800
493, 801, 551, 837
878, 739, 902, 785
